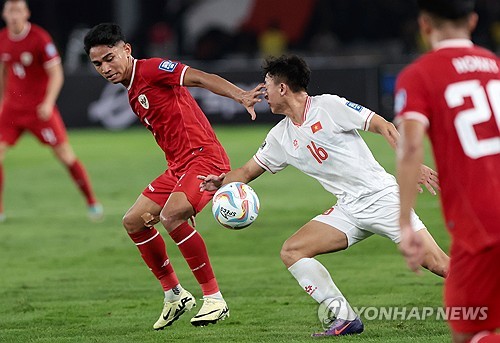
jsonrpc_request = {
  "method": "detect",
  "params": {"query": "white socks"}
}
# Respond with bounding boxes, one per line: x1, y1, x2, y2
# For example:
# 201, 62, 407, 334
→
164, 284, 183, 301
288, 257, 357, 320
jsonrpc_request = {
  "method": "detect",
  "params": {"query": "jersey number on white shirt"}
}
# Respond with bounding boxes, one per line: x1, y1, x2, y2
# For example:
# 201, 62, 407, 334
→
306, 141, 329, 164
445, 80, 500, 159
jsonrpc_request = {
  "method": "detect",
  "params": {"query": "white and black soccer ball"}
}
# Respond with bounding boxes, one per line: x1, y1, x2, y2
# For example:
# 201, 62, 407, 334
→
212, 182, 260, 229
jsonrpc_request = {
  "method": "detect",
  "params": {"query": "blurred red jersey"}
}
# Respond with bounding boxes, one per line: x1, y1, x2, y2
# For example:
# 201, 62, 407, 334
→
127, 58, 230, 172
0, 23, 61, 111
394, 39, 500, 253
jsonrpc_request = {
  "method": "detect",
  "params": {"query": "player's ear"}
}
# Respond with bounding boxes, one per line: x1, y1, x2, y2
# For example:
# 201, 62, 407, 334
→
279, 83, 286, 96
468, 12, 478, 33
124, 43, 132, 56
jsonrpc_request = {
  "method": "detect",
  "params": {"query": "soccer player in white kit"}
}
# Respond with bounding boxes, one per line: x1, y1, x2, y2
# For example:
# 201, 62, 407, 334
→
199, 55, 449, 336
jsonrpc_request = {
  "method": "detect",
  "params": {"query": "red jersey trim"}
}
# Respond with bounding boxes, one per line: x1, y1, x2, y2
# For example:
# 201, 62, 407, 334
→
292, 96, 311, 127
127, 59, 138, 91
395, 111, 429, 128
253, 155, 276, 174
363, 111, 375, 131
179, 65, 189, 86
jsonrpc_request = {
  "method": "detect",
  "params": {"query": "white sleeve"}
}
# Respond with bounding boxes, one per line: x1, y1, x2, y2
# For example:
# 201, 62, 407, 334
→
324, 95, 375, 131
253, 129, 287, 174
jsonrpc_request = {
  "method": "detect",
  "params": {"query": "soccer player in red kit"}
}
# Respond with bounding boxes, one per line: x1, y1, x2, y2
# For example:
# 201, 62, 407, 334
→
395, 0, 500, 342
0, 0, 103, 222
84, 23, 263, 330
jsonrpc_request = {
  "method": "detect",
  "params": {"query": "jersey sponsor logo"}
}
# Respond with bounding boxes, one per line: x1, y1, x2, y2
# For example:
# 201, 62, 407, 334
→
159, 60, 178, 72
138, 94, 149, 109
311, 121, 323, 133
346, 101, 363, 112
20, 52, 33, 66
45, 43, 58, 58
394, 89, 407, 115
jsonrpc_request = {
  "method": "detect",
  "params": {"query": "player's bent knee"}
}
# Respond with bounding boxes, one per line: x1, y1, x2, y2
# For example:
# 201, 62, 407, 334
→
280, 240, 308, 267
122, 212, 144, 234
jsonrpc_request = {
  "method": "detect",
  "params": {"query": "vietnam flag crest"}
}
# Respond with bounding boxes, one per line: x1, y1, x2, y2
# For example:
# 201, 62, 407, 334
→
311, 121, 323, 134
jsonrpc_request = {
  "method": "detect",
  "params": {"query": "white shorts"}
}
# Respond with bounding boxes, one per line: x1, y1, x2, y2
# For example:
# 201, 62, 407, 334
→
313, 191, 425, 247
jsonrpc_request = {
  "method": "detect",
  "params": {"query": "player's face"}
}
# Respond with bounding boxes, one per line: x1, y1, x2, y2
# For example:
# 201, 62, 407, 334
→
89, 43, 133, 85
264, 74, 283, 114
2, 0, 30, 35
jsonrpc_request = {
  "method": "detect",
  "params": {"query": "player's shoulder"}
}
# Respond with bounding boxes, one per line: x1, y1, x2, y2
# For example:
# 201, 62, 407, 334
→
29, 23, 52, 39
0, 28, 7, 43
138, 58, 183, 77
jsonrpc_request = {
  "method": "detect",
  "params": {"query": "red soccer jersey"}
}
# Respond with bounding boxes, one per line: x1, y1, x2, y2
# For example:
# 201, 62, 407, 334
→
394, 39, 500, 253
0, 23, 61, 111
127, 58, 230, 172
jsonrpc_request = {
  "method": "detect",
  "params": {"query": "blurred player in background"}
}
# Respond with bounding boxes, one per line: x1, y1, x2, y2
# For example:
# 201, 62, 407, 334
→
199, 54, 449, 337
84, 23, 263, 330
0, 0, 102, 222
395, 0, 500, 342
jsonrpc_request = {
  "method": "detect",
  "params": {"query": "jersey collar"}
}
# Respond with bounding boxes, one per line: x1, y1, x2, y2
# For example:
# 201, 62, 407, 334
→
292, 96, 311, 126
127, 58, 138, 91
434, 39, 473, 51
8, 22, 31, 41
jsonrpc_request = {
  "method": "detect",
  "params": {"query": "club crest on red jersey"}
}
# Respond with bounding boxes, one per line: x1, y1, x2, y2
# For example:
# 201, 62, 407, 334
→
20, 52, 33, 66
138, 94, 149, 109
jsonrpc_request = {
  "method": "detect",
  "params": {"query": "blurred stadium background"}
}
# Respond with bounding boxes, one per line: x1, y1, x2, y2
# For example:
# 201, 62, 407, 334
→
9, 0, 500, 129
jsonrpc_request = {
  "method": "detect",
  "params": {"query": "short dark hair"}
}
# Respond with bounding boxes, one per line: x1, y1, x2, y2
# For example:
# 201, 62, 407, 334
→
263, 55, 310, 93
84, 23, 126, 55
417, 0, 475, 20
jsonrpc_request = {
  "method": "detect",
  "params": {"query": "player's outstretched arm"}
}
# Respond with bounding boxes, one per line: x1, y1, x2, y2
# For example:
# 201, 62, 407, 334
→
370, 114, 439, 195
198, 158, 265, 191
183, 67, 265, 120
368, 114, 400, 149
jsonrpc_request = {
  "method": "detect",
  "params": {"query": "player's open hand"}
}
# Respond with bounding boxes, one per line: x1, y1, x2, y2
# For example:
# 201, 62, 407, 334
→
398, 224, 424, 274
198, 173, 226, 191
417, 165, 440, 195
241, 83, 265, 120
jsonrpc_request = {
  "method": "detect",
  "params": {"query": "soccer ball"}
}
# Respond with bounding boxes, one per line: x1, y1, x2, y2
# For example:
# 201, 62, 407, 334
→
212, 182, 260, 229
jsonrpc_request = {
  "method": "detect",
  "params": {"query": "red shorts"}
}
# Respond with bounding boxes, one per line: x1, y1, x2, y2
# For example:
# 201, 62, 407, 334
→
445, 242, 500, 333
0, 106, 68, 146
142, 159, 230, 213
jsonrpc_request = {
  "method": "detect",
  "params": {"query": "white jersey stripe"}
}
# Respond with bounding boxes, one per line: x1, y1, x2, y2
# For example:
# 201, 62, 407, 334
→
175, 229, 197, 246
135, 230, 160, 246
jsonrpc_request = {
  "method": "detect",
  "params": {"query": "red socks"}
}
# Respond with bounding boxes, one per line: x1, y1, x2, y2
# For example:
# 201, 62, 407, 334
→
128, 228, 179, 291
67, 160, 97, 205
169, 222, 219, 296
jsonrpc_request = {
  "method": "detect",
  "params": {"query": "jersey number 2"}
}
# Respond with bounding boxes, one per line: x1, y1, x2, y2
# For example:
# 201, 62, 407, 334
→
446, 80, 500, 159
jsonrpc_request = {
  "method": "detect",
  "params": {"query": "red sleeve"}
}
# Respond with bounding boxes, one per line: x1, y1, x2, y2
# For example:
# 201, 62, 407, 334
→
394, 64, 432, 127
35, 27, 60, 67
142, 58, 188, 88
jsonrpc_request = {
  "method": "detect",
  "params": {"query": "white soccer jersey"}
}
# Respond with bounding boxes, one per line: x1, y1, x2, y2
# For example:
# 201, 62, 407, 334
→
254, 95, 398, 209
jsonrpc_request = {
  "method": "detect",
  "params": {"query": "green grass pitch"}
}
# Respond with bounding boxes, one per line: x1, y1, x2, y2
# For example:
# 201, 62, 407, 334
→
0, 125, 450, 342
